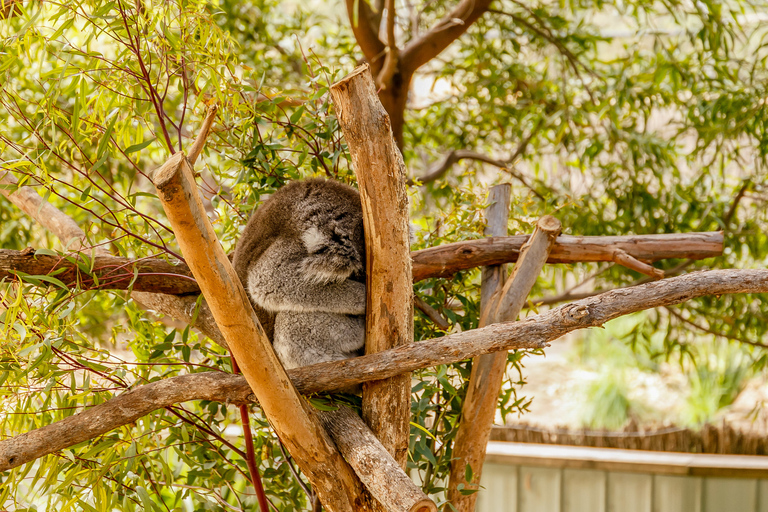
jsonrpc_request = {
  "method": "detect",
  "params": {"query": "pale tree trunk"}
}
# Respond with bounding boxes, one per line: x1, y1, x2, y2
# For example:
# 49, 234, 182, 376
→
330, 65, 414, 477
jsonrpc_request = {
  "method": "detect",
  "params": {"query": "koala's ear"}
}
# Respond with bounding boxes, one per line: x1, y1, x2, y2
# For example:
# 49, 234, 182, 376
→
301, 226, 326, 253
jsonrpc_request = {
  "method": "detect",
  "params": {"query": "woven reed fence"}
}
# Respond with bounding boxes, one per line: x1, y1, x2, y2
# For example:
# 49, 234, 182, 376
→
490, 422, 768, 455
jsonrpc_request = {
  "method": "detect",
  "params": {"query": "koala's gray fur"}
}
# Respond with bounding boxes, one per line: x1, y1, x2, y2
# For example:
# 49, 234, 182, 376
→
232, 178, 366, 369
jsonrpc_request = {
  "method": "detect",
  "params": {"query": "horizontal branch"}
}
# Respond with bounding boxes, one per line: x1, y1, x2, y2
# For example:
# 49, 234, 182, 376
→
0, 249, 198, 294
0, 232, 723, 295
411, 231, 723, 281
3, 268, 766, 472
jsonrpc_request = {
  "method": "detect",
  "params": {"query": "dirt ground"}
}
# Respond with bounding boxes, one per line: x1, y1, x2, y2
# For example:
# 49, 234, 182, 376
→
501, 334, 768, 434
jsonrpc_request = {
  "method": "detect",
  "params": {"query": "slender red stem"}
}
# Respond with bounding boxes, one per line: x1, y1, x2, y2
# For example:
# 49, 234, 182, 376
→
231, 356, 270, 512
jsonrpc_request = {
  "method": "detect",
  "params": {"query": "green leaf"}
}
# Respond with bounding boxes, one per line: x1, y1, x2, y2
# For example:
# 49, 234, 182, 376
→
95, 108, 119, 161
125, 138, 156, 154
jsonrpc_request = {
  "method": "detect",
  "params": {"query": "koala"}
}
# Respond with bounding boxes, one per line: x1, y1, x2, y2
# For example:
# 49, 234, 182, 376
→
232, 178, 366, 370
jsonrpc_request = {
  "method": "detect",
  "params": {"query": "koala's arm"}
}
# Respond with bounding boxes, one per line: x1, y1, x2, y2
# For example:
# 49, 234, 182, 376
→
245, 239, 366, 315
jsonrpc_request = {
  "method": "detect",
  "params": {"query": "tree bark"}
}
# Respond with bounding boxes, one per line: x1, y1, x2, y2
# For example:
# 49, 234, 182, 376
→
399, 0, 494, 74
448, 215, 561, 510
330, 64, 413, 473
0, 372, 253, 472
319, 407, 437, 512
151, 152, 367, 512
0, 249, 198, 294
4, 269, 767, 473
411, 231, 723, 282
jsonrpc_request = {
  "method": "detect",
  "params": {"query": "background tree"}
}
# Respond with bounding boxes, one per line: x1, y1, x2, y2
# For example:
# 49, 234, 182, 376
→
1, 0, 768, 510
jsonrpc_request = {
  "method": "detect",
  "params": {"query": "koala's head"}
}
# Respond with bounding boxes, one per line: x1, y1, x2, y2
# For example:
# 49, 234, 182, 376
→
294, 180, 365, 284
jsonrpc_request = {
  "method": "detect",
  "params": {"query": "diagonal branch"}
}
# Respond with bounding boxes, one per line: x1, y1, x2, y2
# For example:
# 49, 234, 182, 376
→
448, 214, 560, 510
414, 294, 451, 330
150, 152, 367, 510
400, 0, 494, 75
0, 172, 102, 254
3, 268, 767, 473
187, 104, 218, 166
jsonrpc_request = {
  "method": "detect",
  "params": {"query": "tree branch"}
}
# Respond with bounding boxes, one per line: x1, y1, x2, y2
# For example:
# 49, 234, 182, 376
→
414, 294, 451, 331
449, 214, 560, 509
400, 0, 494, 75
0, 172, 102, 254
408, 117, 545, 197
345, 0, 387, 73
187, 104, 218, 166
612, 248, 664, 279
0, 249, 198, 294
3, 268, 767, 473
0, 232, 723, 295
408, 150, 541, 197
0, 372, 254, 472
447, 184, 511, 508
318, 407, 437, 512
411, 231, 723, 282
375, 0, 399, 89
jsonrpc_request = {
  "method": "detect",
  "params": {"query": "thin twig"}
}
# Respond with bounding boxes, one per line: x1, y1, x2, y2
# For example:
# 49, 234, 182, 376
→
665, 306, 768, 349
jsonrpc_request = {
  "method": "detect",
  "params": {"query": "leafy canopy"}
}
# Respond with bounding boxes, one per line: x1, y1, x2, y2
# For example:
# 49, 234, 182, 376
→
1, 0, 768, 509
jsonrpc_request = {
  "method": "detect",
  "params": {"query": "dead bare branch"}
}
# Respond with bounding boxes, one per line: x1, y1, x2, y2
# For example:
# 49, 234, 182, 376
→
151, 152, 367, 510
449, 213, 560, 509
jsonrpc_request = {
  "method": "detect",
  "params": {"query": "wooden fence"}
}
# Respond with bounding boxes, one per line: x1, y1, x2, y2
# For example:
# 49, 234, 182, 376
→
477, 441, 768, 512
